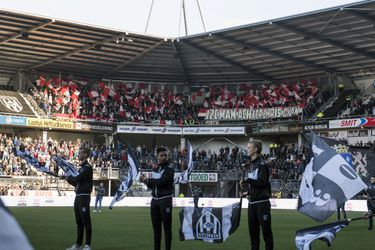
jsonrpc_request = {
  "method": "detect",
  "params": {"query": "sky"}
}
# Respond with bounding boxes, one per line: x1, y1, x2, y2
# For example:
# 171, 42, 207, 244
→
0, 0, 365, 37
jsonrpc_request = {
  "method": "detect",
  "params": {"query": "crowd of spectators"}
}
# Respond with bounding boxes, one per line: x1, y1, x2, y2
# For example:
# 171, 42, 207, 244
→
0, 131, 310, 198
0, 132, 308, 182
30, 76, 320, 124
338, 93, 375, 118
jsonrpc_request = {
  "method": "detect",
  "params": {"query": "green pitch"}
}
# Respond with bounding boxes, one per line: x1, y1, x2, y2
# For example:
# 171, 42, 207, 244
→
11, 207, 375, 250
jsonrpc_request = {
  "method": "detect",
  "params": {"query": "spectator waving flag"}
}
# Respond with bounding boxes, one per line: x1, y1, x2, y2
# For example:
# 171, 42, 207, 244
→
174, 141, 193, 184
295, 220, 350, 250
13, 148, 55, 176
0, 198, 33, 250
109, 145, 140, 209
52, 155, 78, 177
179, 199, 242, 243
298, 132, 367, 222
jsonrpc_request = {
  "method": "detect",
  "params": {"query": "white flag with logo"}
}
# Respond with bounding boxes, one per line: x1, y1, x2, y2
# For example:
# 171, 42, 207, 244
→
298, 132, 367, 222
179, 199, 242, 243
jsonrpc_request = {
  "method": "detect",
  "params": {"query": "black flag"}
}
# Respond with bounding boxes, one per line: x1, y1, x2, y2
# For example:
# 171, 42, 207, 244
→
295, 220, 348, 250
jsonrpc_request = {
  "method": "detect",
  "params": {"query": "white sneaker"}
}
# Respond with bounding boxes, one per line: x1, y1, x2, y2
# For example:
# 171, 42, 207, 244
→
98, 210, 101, 213
82, 245, 91, 250
93, 210, 97, 213
65, 244, 82, 250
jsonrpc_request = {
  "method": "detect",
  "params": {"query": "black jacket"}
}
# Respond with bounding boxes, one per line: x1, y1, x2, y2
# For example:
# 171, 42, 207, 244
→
67, 160, 93, 195
367, 183, 375, 213
245, 156, 271, 202
146, 162, 174, 199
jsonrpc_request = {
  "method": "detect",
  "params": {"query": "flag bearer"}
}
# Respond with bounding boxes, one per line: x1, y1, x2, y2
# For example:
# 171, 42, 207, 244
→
140, 147, 174, 250
241, 140, 274, 250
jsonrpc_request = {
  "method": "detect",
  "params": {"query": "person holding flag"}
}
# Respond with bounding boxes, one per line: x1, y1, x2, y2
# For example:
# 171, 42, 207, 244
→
240, 140, 273, 250
65, 147, 93, 250
140, 147, 174, 250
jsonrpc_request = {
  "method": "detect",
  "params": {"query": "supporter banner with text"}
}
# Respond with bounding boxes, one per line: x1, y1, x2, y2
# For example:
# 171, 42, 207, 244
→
26, 118, 74, 130
200, 106, 302, 121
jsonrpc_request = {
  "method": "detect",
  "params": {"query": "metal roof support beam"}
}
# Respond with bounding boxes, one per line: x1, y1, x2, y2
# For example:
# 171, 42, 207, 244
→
345, 8, 375, 23
275, 22, 375, 61
104, 40, 164, 77
180, 40, 270, 80
26, 33, 126, 70
0, 20, 53, 44
172, 41, 189, 83
215, 33, 336, 73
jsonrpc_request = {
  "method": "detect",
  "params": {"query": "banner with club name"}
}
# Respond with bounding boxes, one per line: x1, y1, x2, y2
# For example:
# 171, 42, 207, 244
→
200, 106, 302, 121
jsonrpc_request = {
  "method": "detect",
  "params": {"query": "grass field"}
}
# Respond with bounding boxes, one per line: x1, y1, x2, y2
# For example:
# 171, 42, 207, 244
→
10, 207, 375, 250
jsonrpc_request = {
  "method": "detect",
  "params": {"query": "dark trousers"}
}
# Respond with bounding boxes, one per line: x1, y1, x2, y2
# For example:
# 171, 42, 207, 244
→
194, 195, 199, 208
248, 200, 273, 250
151, 197, 172, 250
74, 195, 92, 246
337, 204, 347, 220
368, 200, 375, 229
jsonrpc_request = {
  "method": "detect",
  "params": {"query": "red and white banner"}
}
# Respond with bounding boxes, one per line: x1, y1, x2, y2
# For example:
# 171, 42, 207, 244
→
329, 118, 375, 129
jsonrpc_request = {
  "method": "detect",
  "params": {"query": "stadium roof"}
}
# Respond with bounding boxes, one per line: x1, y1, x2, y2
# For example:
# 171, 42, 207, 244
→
0, 0, 375, 85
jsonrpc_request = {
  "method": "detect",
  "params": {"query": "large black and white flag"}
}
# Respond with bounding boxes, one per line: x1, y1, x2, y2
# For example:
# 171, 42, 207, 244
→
295, 220, 348, 250
110, 147, 140, 209
175, 141, 193, 184
179, 199, 242, 243
0, 198, 33, 250
320, 137, 374, 183
52, 155, 78, 177
298, 132, 367, 222
13, 148, 55, 176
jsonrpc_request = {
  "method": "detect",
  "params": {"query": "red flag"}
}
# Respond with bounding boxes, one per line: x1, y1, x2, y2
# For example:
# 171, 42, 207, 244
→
88, 90, 99, 99
98, 81, 106, 89
36, 76, 46, 87
102, 85, 110, 97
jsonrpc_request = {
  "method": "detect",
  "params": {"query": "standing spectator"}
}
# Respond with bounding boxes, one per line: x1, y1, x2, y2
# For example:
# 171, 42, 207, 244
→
65, 147, 93, 250
140, 147, 174, 250
241, 140, 274, 250
94, 182, 105, 213
364, 176, 375, 230
337, 202, 347, 221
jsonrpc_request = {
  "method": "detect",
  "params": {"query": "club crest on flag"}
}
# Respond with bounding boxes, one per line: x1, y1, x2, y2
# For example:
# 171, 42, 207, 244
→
0, 95, 23, 112
352, 150, 368, 178
196, 211, 221, 240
